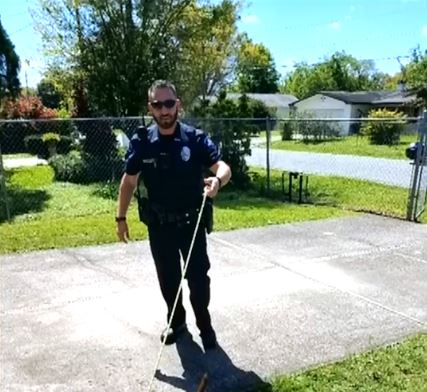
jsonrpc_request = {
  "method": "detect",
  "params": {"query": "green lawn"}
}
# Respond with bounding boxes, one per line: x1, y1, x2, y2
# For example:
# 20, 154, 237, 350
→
0, 166, 346, 254
269, 134, 417, 160
253, 333, 427, 392
1, 164, 422, 254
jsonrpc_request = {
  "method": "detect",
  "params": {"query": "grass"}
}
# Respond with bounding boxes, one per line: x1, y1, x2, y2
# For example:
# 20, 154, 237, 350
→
252, 333, 427, 392
268, 134, 417, 160
0, 166, 346, 254
0, 165, 424, 254
250, 168, 410, 219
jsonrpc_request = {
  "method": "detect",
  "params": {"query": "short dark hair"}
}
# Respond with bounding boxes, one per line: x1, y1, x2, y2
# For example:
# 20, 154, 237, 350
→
148, 80, 177, 101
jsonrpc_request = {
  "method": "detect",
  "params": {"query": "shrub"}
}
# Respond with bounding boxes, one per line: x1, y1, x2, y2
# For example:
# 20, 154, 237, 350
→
24, 135, 47, 157
0, 96, 59, 153
282, 121, 293, 140
1, 122, 33, 153
2, 96, 57, 120
42, 132, 61, 157
57, 136, 74, 154
361, 109, 406, 145
49, 151, 86, 183
42, 132, 60, 144
282, 111, 341, 142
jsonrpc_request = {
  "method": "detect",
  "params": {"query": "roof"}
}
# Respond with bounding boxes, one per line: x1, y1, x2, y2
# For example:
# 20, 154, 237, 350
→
203, 93, 298, 108
314, 91, 416, 105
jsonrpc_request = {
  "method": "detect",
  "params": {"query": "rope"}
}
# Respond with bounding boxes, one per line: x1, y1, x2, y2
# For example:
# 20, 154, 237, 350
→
146, 191, 208, 392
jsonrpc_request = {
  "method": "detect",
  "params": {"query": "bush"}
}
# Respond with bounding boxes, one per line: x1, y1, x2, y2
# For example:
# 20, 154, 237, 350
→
57, 136, 74, 154
2, 96, 57, 120
24, 135, 47, 157
1, 122, 33, 153
49, 150, 124, 184
188, 91, 262, 188
361, 109, 406, 145
42, 132, 60, 144
282, 121, 293, 140
49, 151, 86, 183
83, 154, 124, 183
282, 111, 341, 142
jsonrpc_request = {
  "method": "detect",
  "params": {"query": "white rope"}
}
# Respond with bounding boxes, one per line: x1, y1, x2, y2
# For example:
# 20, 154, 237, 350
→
146, 191, 208, 392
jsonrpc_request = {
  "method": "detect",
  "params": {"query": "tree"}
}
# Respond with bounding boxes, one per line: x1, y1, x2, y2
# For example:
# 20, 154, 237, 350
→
0, 19, 20, 99
172, 0, 241, 105
404, 47, 427, 90
33, 0, 241, 116
235, 36, 279, 93
37, 78, 64, 109
281, 51, 388, 99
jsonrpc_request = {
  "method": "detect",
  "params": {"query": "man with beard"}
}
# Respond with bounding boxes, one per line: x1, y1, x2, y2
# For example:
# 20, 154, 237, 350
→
116, 80, 231, 350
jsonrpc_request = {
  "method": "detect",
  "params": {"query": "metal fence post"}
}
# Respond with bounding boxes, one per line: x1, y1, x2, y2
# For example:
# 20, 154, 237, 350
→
407, 111, 427, 221
266, 116, 271, 195
0, 142, 11, 222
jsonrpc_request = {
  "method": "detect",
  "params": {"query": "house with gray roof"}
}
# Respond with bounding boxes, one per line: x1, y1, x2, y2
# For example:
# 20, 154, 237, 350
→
290, 90, 419, 135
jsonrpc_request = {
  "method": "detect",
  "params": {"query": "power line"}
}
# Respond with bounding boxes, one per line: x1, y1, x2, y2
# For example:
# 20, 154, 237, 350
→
11, 24, 33, 34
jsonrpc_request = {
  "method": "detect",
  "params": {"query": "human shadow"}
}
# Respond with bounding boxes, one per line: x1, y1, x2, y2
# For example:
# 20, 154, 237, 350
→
155, 332, 271, 392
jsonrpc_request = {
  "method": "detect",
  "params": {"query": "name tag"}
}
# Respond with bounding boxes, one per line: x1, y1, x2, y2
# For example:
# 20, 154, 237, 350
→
142, 158, 156, 164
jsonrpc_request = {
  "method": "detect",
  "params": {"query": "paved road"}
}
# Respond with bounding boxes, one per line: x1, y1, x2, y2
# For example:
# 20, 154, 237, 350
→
2, 149, 415, 188
1, 215, 426, 391
247, 147, 414, 188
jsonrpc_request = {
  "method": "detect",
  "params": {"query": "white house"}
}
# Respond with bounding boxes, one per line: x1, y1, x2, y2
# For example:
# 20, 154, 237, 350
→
290, 90, 419, 135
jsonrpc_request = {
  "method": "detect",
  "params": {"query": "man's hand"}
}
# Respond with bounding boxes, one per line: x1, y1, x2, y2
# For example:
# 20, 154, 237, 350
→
204, 176, 220, 198
116, 220, 130, 243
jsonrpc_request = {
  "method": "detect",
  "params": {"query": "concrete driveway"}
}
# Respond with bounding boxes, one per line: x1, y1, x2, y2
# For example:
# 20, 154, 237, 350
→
1, 214, 426, 391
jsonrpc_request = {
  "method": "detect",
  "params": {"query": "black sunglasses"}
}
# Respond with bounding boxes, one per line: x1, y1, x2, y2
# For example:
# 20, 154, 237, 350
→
150, 99, 177, 110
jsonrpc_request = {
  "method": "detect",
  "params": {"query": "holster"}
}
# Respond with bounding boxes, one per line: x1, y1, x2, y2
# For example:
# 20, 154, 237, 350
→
137, 197, 155, 226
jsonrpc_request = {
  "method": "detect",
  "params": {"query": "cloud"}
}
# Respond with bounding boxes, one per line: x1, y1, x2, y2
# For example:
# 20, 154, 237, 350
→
328, 21, 341, 30
422, 25, 427, 36
242, 15, 259, 24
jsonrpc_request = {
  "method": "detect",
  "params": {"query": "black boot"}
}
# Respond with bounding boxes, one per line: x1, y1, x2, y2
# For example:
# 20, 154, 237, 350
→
160, 323, 187, 345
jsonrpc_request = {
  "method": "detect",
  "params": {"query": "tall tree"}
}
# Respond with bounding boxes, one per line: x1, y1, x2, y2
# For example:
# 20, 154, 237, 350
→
234, 36, 279, 93
172, 0, 241, 104
281, 51, 387, 99
33, 0, 240, 116
0, 19, 20, 99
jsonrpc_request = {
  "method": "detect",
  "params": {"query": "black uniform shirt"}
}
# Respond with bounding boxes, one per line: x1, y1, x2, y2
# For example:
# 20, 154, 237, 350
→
125, 121, 221, 211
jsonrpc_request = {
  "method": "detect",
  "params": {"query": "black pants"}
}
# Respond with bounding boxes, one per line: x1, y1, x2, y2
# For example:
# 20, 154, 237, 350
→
147, 221, 213, 334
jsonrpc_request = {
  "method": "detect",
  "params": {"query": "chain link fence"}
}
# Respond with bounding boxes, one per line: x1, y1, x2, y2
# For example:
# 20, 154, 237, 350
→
0, 115, 425, 224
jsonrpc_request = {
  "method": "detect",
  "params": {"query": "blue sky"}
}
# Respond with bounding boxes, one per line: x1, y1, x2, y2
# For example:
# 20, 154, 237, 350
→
1, 0, 426, 88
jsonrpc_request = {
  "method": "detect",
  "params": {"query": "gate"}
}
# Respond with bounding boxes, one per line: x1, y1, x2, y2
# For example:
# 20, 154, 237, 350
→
407, 112, 427, 222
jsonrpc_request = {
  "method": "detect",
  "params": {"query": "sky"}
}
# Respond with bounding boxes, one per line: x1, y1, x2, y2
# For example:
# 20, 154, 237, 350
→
1, 0, 426, 88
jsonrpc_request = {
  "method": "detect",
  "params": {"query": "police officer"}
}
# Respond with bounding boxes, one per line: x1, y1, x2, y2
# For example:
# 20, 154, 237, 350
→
116, 80, 231, 351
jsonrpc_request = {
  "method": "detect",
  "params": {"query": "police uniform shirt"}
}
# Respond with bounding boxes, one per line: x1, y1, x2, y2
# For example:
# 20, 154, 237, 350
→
125, 121, 221, 211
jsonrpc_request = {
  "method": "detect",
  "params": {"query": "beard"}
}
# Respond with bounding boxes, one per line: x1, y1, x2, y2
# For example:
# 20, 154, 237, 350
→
152, 109, 178, 130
